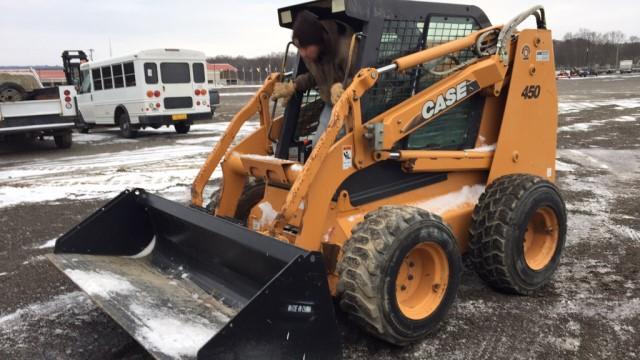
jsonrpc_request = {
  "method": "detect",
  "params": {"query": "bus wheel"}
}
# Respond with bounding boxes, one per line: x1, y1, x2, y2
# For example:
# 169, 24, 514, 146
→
174, 122, 190, 134
119, 113, 138, 138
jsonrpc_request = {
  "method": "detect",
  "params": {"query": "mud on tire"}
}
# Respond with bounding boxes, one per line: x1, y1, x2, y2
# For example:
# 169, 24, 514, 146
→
469, 174, 567, 295
337, 206, 462, 346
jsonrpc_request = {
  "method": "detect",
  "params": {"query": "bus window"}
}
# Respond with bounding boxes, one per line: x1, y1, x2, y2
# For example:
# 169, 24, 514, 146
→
92, 68, 103, 91
102, 66, 113, 89
160, 63, 190, 84
79, 69, 91, 94
193, 63, 205, 83
124, 62, 136, 87
113, 64, 124, 88
144, 63, 158, 84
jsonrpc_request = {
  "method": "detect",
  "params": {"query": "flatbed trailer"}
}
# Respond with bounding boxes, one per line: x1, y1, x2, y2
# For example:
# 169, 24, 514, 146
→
0, 85, 79, 149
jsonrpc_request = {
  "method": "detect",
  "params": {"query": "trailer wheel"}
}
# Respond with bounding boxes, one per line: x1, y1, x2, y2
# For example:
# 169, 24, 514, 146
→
206, 178, 265, 225
0, 82, 26, 102
54, 132, 72, 149
469, 174, 567, 295
174, 122, 190, 134
118, 112, 138, 138
337, 206, 462, 345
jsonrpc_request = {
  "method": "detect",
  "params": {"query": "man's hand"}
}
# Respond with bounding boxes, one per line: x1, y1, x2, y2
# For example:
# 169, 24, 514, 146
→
271, 82, 296, 105
330, 83, 344, 105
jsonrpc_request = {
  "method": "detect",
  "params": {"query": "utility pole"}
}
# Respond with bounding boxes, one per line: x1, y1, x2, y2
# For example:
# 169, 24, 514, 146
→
586, 47, 590, 69
109, 38, 112, 57
89, 48, 94, 61
213, 64, 216, 87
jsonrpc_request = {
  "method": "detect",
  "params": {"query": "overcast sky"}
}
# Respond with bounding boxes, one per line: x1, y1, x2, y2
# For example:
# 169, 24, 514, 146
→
0, 0, 638, 66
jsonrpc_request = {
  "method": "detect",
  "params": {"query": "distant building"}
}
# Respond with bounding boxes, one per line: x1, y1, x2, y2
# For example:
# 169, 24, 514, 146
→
207, 63, 238, 86
35, 69, 66, 87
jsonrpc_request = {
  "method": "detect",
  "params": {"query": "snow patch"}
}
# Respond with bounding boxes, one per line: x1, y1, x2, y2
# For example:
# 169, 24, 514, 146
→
558, 122, 602, 132
558, 98, 640, 114
467, 143, 496, 152
36, 236, 59, 249
0, 272, 7, 277
128, 237, 156, 258
254, 201, 278, 229
555, 160, 577, 172
64, 269, 135, 297
129, 304, 221, 359
0, 292, 92, 328
412, 185, 485, 215
219, 92, 257, 97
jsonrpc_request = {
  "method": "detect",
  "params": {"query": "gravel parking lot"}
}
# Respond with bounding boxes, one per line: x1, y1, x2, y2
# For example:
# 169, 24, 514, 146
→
1, 76, 639, 359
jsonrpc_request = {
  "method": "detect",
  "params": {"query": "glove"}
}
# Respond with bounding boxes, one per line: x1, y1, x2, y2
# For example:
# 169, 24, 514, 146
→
271, 82, 296, 105
330, 83, 345, 105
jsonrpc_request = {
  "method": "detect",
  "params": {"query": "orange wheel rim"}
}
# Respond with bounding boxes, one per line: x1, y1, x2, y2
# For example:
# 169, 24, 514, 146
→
523, 207, 559, 271
395, 243, 449, 320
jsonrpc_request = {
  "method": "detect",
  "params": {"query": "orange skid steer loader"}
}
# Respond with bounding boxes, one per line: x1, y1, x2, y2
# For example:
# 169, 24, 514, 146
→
49, 1, 566, 359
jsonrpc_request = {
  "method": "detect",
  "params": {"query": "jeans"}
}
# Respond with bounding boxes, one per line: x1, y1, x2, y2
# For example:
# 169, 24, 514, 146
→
312, 103, 346, 145
312, 103, 333, 145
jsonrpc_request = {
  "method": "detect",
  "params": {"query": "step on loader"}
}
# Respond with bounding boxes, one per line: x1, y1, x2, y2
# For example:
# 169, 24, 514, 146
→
49, 1, 567, 359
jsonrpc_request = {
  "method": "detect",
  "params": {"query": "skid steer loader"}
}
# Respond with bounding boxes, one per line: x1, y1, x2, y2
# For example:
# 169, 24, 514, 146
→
49, 1, 567, 358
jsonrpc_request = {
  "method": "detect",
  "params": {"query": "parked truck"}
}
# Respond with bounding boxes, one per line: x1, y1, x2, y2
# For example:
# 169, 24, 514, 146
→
620, 60, 633, 74
0, 51, 85, 149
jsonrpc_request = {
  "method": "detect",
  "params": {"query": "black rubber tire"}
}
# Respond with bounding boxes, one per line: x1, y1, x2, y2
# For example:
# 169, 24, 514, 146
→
469, 174, 567, 295
118, 112, 138, 138
205, 178, 265, 225
337, 206, 462, 346
54, 132, 72, 149
174, 122, 191, 134
0, 82, 27, 102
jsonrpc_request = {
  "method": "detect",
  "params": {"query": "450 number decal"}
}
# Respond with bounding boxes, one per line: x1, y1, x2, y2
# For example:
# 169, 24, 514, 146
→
521, 85, 541, 100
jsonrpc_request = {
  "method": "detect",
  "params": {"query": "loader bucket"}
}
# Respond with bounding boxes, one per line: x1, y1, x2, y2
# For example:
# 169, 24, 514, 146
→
47, 189, 340, 360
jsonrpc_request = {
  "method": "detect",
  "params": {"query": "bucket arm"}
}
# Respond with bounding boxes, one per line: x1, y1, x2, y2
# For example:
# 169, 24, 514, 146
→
191, 75, 279, 207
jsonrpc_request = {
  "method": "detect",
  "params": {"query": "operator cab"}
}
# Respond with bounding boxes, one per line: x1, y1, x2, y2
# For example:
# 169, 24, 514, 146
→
275, 0, 491, 161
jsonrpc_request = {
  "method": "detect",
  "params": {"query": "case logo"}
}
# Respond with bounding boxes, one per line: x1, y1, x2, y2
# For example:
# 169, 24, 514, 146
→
421, 81, 471, 120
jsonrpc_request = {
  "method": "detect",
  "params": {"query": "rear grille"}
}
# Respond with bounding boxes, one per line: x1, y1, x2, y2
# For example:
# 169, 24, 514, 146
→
164, 97, 193, 109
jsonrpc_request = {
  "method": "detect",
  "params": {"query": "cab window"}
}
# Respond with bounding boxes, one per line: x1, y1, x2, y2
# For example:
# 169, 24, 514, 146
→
407, 16, 482, 150
193, 63, 205, 83
144, 63, 158, 84
91, 68, 102, 91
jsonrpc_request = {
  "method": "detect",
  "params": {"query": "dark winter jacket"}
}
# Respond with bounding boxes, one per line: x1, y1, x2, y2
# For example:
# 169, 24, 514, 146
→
294, 20, 356, 104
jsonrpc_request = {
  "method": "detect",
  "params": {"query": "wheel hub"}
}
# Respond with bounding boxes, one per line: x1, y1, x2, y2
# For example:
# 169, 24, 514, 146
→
0, 88, 23, 102
395, 243, 449, 320
523, 207, 559, 270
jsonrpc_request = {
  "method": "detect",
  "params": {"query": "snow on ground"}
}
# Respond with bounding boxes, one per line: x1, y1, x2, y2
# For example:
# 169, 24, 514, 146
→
558, 98, 640, 114
0, 121, 259, 208
0, 292, 96, 344
36, 237, 59, 249
129, 303, 219, 359
558, 114, 639, 132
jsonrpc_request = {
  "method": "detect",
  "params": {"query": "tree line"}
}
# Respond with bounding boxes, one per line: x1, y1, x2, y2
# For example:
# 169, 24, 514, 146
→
207, 28, 640, 79
554, 29, 640, 69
